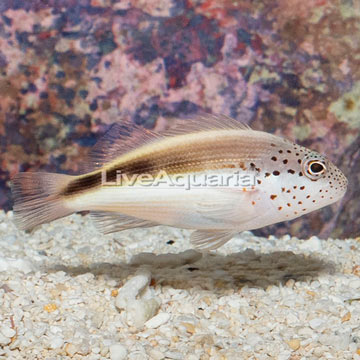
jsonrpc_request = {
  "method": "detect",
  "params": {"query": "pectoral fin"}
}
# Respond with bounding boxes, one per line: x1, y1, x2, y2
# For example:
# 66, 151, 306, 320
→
194, 189, 258, 227
190, 230, 237, 250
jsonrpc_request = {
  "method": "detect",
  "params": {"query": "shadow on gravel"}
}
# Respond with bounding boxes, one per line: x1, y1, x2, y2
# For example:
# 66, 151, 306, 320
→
48, 249, 335, 292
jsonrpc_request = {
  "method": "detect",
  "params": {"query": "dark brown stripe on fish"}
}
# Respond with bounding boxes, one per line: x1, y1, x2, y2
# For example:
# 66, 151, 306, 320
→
61, 172, 103, 196
61, 158, 159, 196
61, 158, 219, 196
61, 134, 273, 196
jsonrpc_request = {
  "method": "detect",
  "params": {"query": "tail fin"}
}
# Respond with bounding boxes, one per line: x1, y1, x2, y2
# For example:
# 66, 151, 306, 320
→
11, 172, 75, 231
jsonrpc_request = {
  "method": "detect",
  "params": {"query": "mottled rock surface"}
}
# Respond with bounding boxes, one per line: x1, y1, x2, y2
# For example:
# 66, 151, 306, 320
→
0, 0, 359, 238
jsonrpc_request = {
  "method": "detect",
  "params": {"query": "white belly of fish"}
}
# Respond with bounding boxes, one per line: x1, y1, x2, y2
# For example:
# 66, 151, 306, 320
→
70, 181, 268, 231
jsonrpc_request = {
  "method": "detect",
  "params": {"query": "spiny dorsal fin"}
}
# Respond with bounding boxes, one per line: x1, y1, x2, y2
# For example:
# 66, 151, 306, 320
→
83, 113, 251, 172
162, 113, 251, 137
83, 120, 160, 172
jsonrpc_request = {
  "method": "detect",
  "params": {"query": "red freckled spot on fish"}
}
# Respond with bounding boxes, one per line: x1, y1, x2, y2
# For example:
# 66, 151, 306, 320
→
302, 208, 306, 211
312, 200, 316, 203
257, 179, 262, 184
278, 206, 282, 210
298, 159, 301, 164
283, 159, 288, 164
321, 195, 324, 198
287, 203, 291, 207
270, 194, 277, 200
294, 211, 298, 215
286, 189, 291, 193
255, 167, 260, 172
319, 190, 322, 192
287, 150, 291, 153
300, 186, 305, 190
293, 185, 297, 189
299, 172, 303, 176
273, 170, 280, 176
282, 187, 285, 192
298, 201, 302, 205
279, 150, 283, 154
293, 195, 296, 199
288, 169, 295, 174
242, 188, 247, 192
265, 172, 271, 177
271, 156, 277, 161
271, 143, 276, 147
252, 201, 256, 205
306, 195, 310, 198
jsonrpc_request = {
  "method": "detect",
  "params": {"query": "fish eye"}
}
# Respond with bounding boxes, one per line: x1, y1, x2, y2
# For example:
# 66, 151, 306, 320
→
309, 161, 325, 174
302, 157, 327, 180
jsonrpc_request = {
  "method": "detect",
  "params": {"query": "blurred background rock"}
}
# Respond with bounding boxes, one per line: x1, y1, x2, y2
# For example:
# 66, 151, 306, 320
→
0, 0, 358, 239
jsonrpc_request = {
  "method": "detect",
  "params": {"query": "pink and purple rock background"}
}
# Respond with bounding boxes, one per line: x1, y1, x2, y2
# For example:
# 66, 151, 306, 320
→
0, 0, 359, 239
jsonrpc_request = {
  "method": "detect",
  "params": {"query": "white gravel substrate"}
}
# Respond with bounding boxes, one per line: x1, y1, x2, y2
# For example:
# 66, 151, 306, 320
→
0, 210, 359, 359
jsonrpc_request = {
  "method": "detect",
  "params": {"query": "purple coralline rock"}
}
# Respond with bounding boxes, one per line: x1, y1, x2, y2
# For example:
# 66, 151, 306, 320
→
0, 0, 359, 239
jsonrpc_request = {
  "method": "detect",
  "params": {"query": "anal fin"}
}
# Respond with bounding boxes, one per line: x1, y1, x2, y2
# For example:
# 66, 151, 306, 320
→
190, 230, 237, 250
90, 211, 158, 234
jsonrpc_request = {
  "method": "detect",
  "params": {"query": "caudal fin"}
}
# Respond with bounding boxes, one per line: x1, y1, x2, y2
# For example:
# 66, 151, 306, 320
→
11, 172, 75, 231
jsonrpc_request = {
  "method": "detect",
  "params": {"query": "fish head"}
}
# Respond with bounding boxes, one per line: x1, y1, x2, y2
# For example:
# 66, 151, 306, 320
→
257, 138, 348, 223
299, 151, 348, 208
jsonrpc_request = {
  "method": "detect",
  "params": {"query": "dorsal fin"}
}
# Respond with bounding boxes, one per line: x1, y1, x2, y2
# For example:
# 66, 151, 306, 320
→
82, 113, 251, 172
82, 120, 160, 172
161, 113, 251, 137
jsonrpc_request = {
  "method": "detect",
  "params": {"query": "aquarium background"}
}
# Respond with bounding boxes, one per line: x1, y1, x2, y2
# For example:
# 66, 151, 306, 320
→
0, 0, 359, 239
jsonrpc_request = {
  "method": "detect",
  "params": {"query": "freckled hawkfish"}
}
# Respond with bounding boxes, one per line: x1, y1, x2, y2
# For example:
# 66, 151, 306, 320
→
11, 114, 348, 250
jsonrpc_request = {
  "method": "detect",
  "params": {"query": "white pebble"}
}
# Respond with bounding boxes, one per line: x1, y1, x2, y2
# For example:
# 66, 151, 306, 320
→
2, 235, 15, 243
0, 257, 34, 274
246, 333, 263, 347
319, 333, 350, 350
148, 349, 165, 360
299, 236, 322, 251
0, 223, 7, 230
127, 298, 160, 328
165, 351, 183, 360
115, 270, 151, 310
109, 344, 127, 360
0, 325, 15, 338
145, 312, 170, 329
309, 318, 324, 330
349, 279, 360, 289
0, 333, 10, 346
49, 336, 64, 349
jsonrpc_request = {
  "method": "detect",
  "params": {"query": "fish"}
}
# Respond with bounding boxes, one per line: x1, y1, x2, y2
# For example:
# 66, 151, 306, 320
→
11, 113, 348, 250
